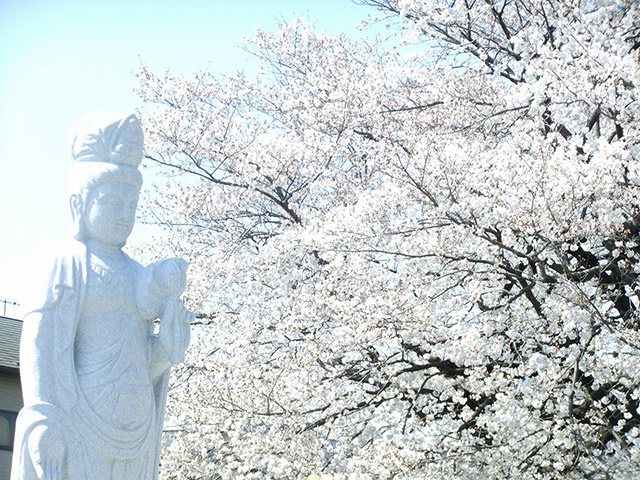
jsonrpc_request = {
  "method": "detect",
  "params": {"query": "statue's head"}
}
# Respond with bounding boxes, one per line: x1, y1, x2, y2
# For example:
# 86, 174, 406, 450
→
67, 113, 144, 247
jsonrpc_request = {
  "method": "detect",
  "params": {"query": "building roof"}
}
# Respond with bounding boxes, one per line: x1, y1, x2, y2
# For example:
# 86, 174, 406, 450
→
0, 316, 22, 373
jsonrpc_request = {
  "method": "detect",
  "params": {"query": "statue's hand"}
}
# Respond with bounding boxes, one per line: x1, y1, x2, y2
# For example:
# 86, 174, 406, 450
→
27, 424, 65, 480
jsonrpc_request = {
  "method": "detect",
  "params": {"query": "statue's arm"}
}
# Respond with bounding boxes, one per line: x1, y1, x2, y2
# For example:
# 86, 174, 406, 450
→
20, 310, 68, 480
148, 299, 193, 380
20, 310, 59, 406
18, 250, 79, 480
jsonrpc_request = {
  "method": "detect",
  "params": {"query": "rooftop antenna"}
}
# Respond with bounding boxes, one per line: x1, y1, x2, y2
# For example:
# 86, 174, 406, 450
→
1, 299, 19, 316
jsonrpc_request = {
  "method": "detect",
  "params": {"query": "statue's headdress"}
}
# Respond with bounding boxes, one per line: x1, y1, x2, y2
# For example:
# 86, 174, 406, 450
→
68, 112, 144, 191
71, 112, 144, 168
67, 112, 144, 240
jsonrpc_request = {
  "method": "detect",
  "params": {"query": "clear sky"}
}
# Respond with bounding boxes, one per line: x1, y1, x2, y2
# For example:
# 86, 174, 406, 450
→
0, 0, 379, 318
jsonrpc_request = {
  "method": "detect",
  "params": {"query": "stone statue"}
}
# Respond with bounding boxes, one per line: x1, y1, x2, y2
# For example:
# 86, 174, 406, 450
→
11, 113, 194, 480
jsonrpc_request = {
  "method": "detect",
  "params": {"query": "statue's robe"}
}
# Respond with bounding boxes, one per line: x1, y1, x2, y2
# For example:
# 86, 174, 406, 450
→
11, 240, 171, 480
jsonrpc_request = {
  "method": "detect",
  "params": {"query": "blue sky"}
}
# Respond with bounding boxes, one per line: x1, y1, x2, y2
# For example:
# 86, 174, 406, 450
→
0, 0, 380, 318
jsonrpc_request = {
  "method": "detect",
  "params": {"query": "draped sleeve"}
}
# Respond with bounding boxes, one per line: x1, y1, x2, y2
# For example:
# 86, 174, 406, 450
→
12, 241, 88, 480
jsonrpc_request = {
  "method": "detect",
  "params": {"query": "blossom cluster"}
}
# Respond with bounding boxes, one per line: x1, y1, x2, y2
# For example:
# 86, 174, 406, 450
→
135, 2, 640, 478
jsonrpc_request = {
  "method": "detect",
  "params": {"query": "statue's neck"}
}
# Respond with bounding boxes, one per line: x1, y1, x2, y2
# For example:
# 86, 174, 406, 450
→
85, 239, 128, 269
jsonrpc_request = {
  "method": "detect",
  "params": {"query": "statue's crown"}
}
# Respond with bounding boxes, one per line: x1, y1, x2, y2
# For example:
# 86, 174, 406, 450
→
70, 112, 143, 168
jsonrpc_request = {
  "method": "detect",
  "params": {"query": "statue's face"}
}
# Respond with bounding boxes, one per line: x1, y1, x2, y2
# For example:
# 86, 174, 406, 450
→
84, 182, 140, 246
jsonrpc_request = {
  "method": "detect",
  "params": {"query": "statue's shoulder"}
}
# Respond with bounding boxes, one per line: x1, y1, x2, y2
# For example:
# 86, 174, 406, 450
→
23, 240, 87, 315
45, 240, 88, 275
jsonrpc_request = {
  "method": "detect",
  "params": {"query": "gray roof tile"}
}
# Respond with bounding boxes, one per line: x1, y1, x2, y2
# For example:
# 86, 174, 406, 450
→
0, 316, 22, 371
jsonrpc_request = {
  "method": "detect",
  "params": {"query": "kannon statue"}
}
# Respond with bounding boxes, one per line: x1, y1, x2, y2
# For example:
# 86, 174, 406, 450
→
11, 113, 194, 480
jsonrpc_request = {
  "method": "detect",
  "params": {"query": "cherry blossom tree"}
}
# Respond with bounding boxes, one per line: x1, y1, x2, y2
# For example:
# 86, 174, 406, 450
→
135, 1, 640, 478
